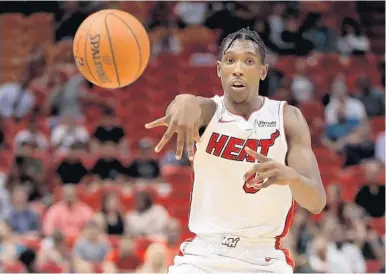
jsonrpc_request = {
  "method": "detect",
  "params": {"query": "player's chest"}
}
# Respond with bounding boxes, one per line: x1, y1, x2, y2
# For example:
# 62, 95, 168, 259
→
200, 125, 283, 164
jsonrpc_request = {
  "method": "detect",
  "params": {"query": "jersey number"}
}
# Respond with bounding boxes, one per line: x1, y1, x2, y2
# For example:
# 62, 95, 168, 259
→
243, 174, 261, 194
242, 147, 271, 194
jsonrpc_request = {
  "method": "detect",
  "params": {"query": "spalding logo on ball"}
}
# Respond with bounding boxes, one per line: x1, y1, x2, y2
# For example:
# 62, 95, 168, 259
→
73, 9, 150, 89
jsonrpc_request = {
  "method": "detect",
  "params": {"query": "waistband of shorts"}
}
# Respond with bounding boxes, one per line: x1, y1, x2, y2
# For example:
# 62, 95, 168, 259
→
195, 233, 277, 248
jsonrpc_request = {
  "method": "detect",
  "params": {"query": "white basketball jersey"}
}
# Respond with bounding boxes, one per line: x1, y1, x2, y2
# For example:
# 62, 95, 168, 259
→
189, 95, 294, 240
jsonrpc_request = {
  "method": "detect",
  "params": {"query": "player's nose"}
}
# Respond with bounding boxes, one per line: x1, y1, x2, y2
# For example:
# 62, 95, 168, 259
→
232, 61, 244, 76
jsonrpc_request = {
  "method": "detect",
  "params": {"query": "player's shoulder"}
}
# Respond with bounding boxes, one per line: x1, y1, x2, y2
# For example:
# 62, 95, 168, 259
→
283, 103, 310, 139
283, 103, 303, 120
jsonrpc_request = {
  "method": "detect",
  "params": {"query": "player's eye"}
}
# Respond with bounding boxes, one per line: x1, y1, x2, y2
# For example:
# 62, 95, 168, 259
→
246, 59, 255, 65
225, 58, 234, 64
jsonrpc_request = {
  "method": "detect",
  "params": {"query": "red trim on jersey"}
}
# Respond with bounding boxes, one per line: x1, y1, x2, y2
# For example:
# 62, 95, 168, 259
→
274, 201, 295, 270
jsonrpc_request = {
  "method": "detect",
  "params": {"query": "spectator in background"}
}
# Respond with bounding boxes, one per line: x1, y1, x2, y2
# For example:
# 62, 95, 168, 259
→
161, 150, 190, 167
354, 75, 385, 117
73, 220, 116, 273
378, 57, 385, 87
91, 107, 127, 153
267, 2, 292, 51
43, 184, 93, 238
338, 18, 369, 56
7, 185, 39, 236
165, 219, 182, 267
326, 225, 366, 273
44, 73, 112, 126
8, 146, 46, 202
306, 15, 339, 53
280, 13, 315, 56
55, 143, 88, 185
0, 53, 46, 121
0, 220, 27, 270
94, 193, 125, 236
330, 122, 375, 166
258, 54, 284, 97
126, 191, 169, 238
323, 184, 346, 219
147, 2, 171, 30
290, 58, 315, 102
324, 74, 367, 141
126, 138, 161, 180
0, 117, 5, 149
0, 180, 11, 221
308, 236, 329, 273
285, 208, 317, 273
355, 160, 385, 218
150, 19, 181, 57
36, 230, 70, 273
272, 77, 299, 107
51, 113, 89, 152
14, 117, 48, 151
375, 131, 385, 163
136, 243, 168, 273
174, 1, 209, 27
91, 143, 126, 182
113, 236, 141, 272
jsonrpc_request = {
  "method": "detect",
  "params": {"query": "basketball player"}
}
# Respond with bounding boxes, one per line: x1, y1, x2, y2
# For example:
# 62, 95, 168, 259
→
145, 28, 326, 274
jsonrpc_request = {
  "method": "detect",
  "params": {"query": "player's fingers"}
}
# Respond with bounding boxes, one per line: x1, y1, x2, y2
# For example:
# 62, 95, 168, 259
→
193, 123, 201, 143
145, 117, 168, 129
247, 176, 277, 189
244, 147, 269, 162
254, 161, 277, 173
260, 178, 277, 188
243, 165, 259, 181
185, 126, 195, 161
250, 170, 278, 186
175, 128, 185, 160
155, 126, 175, 153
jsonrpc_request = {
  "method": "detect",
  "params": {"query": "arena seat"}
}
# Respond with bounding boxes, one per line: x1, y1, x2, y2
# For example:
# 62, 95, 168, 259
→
369, 217, 385, 235
370, 116, 385, 137
176, 26, 218, 51
313, 147, 343, 167
366, 259, 382, 273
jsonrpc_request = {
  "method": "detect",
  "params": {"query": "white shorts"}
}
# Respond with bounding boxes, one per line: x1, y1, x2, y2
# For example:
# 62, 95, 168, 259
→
168, 234, 294, 274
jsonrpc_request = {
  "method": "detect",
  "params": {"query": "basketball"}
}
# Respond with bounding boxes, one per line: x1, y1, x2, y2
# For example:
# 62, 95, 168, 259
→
73, 9, 150, 89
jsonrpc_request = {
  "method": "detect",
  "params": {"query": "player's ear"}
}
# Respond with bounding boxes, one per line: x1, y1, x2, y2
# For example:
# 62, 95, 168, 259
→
216, 61, 221, 78
260, 64, 269, 81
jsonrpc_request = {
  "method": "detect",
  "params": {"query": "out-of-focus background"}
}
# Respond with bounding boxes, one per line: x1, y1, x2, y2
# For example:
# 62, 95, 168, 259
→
0, 1, 384, 273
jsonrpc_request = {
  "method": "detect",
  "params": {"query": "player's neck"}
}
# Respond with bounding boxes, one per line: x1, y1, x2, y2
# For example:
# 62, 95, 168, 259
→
224, 95, 263, 120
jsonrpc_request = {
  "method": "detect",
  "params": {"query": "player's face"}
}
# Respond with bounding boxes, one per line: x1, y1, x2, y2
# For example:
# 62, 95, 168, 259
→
217, 39, 268, 104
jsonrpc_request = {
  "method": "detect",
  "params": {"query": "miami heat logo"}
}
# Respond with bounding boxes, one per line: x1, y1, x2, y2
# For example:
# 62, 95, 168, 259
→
205, 130, 280, 162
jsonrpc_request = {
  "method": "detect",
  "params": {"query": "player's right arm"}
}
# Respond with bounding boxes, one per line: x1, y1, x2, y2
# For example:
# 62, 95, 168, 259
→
145, 94, 216, 160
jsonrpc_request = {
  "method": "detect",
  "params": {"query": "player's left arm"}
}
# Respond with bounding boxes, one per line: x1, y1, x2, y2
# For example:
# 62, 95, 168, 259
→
284, 104, 326, 214
244, 104, 326, 214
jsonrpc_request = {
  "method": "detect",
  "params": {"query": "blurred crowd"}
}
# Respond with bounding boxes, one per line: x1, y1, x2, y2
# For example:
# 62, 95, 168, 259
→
0, 1, 384, 273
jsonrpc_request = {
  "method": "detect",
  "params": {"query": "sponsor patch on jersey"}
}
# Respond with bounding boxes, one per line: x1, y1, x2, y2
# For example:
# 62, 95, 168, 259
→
257, 120, 277, 127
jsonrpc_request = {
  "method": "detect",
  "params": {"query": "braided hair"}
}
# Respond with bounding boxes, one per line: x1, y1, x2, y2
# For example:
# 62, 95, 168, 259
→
219, 27, 267, 63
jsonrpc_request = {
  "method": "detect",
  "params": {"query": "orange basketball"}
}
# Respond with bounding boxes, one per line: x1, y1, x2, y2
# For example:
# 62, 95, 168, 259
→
73, 9, 150, 89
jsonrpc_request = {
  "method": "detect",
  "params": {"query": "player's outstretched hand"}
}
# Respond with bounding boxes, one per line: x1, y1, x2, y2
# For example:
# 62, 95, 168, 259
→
243, 147, 299, 189
145, 95, 202, 161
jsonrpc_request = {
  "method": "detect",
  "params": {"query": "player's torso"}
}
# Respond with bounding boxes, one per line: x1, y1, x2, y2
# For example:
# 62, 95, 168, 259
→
189, 96, 293, 239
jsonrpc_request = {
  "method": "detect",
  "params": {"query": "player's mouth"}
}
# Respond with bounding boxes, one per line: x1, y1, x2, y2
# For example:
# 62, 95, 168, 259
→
231, 80, 247, 91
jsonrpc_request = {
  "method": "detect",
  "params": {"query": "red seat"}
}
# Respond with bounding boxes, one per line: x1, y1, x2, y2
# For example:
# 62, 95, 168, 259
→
313, 147, 343, 167
369, 217, 385, 235
37, 262, 64, 273
366, 259, 381, 273
370, 116, 385, 137
299, 101, 324, 122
